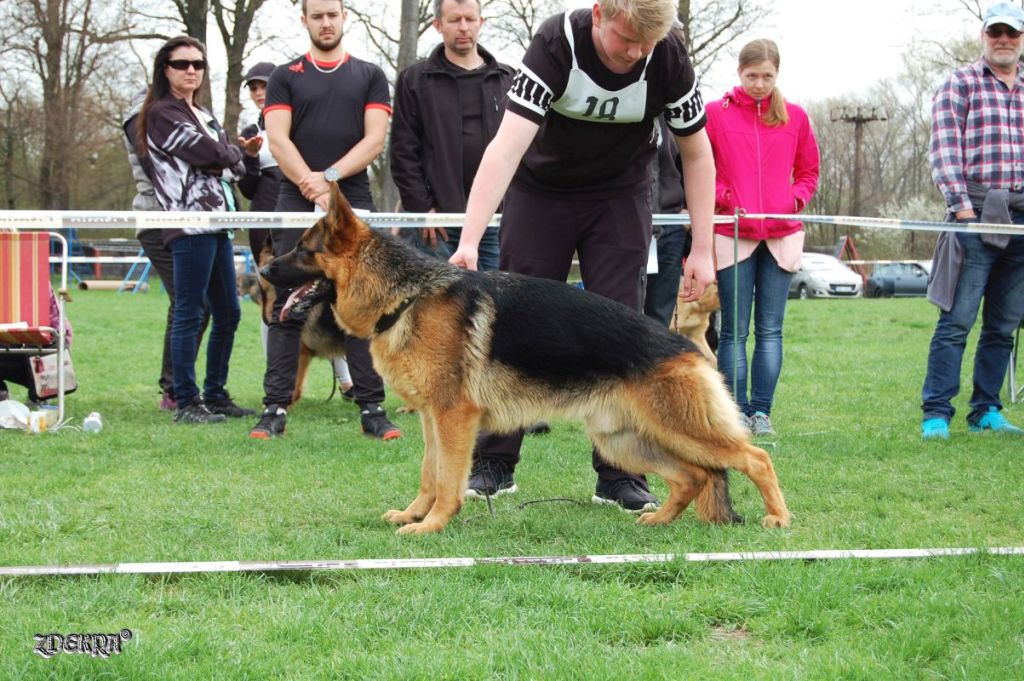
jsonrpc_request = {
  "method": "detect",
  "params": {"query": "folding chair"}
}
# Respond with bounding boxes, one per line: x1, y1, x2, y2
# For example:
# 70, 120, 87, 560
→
0, 231, 70, 423
1011, 320, 1023, 404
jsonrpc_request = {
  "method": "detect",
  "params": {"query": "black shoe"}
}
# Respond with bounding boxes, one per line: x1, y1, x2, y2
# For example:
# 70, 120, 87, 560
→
205, 393, 256, 418
465, 459, 518, 499
250, 405, 287, 439
592, 477, 659, 514
525, 421, 551, 435
360, 403, 401, 440
174, 397, 227, 425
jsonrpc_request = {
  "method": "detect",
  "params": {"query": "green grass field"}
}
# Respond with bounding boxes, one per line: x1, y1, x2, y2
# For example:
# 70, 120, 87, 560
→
2, 286, 1023, 679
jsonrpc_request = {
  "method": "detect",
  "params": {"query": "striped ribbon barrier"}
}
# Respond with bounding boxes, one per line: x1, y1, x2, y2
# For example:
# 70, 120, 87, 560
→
3, 209, 1024, 235
1, 546, 1021, 577
0, 209, 741, 231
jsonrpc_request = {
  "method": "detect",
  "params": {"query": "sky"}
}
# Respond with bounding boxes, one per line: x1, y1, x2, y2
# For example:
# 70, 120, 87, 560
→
564, 0, 982, 103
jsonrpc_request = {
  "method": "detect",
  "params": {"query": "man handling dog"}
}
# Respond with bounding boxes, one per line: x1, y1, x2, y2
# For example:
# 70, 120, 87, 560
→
449, 0, 717, 512
249, 0, 400, 440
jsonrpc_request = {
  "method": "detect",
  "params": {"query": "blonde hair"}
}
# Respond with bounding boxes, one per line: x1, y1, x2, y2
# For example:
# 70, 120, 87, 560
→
599, 0, 677, 44
737, 39, 788, 127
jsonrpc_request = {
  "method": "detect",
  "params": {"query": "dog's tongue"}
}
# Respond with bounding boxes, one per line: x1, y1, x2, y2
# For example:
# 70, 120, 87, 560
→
280, 282, 313, 321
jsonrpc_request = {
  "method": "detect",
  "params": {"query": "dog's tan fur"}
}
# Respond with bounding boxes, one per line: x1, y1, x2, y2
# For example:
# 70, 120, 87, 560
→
672, 281, 719, 365
265, 185, 790, 535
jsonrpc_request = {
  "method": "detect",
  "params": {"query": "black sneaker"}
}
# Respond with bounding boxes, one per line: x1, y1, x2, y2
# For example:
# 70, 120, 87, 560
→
592, 477, 659, 514
250, 405, 287, 439
174, 397, 227, 425
205, 393, 256, 418
360, 403, 401, 441
465, 459, 518, 499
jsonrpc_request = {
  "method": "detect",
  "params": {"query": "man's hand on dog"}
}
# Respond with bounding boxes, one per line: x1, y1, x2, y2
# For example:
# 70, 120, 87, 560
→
679, 254, 714, 303
449, 246, 478, 271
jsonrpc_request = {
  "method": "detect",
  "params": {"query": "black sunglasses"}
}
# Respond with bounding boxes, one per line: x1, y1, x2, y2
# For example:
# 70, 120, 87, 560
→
985, 25, 1022, 39
167, 59, 207, 71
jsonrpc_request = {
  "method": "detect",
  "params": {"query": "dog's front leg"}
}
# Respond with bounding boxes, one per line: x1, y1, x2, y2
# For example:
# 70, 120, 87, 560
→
383, 411, 438, 526
397, 401, 481, 535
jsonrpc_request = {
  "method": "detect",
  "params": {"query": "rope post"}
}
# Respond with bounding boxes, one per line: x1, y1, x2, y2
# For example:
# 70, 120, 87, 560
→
732, 209, 741, 399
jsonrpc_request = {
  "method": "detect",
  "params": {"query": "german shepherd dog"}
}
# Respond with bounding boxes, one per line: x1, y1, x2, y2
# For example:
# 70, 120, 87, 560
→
262, 184, 790, 535
672, 281, 720, 366
242, 237, 348, 406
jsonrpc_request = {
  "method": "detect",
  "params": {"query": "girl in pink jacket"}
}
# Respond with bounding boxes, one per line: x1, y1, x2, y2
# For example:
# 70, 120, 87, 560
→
706, 39, 820, 437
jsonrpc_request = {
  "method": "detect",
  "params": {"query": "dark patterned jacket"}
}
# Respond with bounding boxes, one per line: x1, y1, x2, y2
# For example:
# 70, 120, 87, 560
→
144, 96, 245, 244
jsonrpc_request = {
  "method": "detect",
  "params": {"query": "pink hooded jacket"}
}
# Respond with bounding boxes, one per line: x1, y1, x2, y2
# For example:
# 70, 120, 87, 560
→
706, 86, 820, 240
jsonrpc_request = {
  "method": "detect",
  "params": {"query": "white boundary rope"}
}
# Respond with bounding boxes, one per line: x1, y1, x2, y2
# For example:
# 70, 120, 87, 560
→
0, 210, 713, 230
3, 209, 1024, 235
2, 547, 1021, 577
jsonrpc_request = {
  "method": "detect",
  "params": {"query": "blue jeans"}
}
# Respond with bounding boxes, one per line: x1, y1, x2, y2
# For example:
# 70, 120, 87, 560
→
716, 241, 794, 416
644, 224, 690, 327
170, 233, 241, 404
408, 226, 500, 272
921, 223, 1024, 424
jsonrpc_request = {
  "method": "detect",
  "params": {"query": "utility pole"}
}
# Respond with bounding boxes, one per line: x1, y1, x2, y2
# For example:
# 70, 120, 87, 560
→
830, 106, 888, 217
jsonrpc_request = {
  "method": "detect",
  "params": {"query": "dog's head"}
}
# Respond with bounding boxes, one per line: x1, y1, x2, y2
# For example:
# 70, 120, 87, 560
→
261, 183, 368, 321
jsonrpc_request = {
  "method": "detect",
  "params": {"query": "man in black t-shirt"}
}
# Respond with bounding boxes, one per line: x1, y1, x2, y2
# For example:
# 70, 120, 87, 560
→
449, 0, 717, 512
390, 0, 514, 271
249, 0, 400, 441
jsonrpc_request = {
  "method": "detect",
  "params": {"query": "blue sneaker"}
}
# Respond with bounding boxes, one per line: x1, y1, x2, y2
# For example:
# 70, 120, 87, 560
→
921, 418, 950, 440
968, 407, 1023, 435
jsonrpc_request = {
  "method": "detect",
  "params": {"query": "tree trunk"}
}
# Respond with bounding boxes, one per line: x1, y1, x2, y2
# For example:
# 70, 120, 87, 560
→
180, 0, 213, 109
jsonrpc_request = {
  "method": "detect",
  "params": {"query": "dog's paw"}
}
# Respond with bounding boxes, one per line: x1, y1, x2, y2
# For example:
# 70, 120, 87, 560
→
761, 513, 791, 529
382, 509, 420, 525
396, 520, 445, 535
636, 511, 671, 526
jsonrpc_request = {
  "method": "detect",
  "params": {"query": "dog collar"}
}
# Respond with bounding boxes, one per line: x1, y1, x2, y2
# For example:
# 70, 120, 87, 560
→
375, 296, 414, 334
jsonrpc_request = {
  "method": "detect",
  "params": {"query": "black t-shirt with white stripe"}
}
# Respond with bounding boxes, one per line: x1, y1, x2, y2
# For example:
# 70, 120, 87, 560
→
506, 10, 705, 198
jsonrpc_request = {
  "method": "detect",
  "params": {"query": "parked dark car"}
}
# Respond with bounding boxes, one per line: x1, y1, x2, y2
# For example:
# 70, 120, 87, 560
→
866, 262, 929, 298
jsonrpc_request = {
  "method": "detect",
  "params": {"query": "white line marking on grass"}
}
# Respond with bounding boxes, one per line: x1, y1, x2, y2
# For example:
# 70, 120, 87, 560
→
1, 548, 1022, 577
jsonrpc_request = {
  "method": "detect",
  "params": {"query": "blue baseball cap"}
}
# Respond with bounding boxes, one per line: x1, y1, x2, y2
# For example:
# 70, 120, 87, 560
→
983, 2, 1024, 30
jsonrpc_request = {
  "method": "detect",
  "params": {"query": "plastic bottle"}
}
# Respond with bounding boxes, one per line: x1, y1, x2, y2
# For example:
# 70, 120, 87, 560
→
83, 412, 103, 433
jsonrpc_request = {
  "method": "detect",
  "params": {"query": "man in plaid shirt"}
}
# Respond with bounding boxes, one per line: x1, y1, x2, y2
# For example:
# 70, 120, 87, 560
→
921, 2, 1024, 439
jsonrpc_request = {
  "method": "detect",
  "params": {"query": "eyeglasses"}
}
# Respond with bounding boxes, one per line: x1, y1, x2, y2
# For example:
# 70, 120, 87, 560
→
985, 25, 1022, 39
167, 59, 207, 71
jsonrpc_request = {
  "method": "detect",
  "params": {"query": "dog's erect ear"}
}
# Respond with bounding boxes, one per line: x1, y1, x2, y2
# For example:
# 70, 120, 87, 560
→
322, 181, 365, 253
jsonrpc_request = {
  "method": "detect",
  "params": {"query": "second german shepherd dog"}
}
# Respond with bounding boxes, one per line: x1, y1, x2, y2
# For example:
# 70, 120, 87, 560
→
262, 184, 790, 535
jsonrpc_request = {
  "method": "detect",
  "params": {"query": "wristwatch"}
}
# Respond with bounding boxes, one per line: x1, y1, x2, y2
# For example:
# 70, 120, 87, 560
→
323, 167, 340, 182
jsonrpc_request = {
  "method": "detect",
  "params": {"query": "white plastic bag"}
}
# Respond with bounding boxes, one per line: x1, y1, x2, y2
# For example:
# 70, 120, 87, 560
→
0, 399, 30, 430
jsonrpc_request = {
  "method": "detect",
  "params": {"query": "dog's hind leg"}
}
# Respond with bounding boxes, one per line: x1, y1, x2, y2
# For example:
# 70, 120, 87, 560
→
636, 461, 709, 526
694, 470, 743, 524
289, 344, 313, 407
718, 444, 790, 528
383, 411, 438, 526
397, 401, 481, 535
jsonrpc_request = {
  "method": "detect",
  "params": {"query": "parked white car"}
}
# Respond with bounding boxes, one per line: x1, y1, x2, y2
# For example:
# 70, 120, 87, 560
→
788, 253, 863, 299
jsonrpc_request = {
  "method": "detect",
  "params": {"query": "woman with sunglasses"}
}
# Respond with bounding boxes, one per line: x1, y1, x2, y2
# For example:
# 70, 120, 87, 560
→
137, 36, 254, 424
705, 38, 820, 437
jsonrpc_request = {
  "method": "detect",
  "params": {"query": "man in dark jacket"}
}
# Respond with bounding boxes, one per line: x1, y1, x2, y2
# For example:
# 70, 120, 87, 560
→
389, 0, 514, 271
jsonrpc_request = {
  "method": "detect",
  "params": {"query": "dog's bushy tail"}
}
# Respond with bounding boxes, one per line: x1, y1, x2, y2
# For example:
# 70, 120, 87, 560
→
694, 469, 744, 524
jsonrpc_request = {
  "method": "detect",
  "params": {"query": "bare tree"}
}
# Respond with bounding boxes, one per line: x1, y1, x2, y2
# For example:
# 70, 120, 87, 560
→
676, 0, 770, 76
0, 0, 153, 208
211, 0, 272, 137
484, 0, 560, 52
